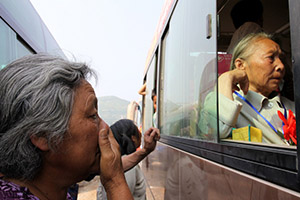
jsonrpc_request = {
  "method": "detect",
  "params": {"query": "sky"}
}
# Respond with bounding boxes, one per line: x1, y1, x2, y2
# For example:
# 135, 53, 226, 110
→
29, 0, 165, 102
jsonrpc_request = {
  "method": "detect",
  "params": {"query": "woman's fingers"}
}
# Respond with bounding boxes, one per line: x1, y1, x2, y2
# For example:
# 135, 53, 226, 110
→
98, 128, 123, 187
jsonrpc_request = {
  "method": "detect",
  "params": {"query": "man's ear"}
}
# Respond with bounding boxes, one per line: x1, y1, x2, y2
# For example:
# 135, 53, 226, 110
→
234, 58, 246, 70
30, 135, 50, 151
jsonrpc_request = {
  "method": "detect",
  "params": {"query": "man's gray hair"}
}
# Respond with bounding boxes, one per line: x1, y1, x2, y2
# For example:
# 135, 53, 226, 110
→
0, 54, 95, 180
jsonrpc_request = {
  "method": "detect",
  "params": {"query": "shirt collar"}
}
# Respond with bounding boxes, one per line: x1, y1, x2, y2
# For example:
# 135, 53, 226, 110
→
243, 90, 266, 111
241, 90, 281, 111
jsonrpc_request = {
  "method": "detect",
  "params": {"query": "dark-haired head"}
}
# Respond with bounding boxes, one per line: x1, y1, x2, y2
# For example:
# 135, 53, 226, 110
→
231, 0, 263, 29
110, 119, 141, 155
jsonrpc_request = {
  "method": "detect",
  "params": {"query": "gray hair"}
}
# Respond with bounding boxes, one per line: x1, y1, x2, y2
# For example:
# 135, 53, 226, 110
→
230, 32, 273, 70
0, 54, 95, 180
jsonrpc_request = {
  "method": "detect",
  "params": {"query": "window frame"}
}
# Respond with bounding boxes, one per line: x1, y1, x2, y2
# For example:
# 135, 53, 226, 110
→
289, 0, 300, 182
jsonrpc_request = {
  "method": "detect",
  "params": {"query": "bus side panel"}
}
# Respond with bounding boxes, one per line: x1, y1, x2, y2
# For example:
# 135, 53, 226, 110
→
141, 142, 300, 200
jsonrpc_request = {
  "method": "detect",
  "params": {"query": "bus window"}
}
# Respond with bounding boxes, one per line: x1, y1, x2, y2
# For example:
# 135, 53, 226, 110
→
143, 55, 157, 133
216, 0, 295, 147
0, 18, 34, 69
0, 18, 17, 68
159, 0, 217, 141
16, 36, 35, 58
0, 0, 66, 65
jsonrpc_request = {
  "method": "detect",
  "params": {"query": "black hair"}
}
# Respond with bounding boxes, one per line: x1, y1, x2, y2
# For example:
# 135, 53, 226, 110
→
110, 119, 140, 155
231, 0, 263, 29
151, 89, 157, 101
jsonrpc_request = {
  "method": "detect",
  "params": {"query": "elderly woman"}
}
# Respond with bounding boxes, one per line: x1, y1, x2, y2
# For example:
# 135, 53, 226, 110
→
0, 54, 160, 200
203, 32, 295, 145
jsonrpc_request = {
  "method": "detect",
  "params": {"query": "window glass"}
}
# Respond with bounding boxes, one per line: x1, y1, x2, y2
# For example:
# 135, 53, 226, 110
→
217, 0, 295, 147
159, 0, 217, 141
143, 56, 156, 133
16, 39, 33, 58
0, 18, 33, 69
1, 0, 66, 58
2, 0, 45, 51
0, 18, 16, 68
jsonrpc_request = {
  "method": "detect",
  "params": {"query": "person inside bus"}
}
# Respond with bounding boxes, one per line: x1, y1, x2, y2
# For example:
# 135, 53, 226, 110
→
152, 89, 158, 128
138, 85, 157, 128
203, 32, 295, 145
226, 0, 263, 54
0, 54, 160, 200
98, 119, 146, 200
227, 0, 294, 103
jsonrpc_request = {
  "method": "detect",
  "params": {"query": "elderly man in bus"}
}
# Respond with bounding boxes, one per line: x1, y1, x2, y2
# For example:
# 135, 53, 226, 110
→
0, 54, 160, 200
202, 32, 295, 145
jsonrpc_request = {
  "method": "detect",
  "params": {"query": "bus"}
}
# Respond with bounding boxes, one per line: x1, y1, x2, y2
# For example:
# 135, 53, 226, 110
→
0, 0, 65, 68
139, 0, 300, 199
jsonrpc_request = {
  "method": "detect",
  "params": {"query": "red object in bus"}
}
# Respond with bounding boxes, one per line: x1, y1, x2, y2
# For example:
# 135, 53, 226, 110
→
278, 109, 297, 145
218, 53, 232, 75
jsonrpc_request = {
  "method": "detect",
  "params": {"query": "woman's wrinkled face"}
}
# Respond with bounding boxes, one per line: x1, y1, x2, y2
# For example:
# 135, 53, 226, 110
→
49, 80, 108, 180
244, 38, 285, 97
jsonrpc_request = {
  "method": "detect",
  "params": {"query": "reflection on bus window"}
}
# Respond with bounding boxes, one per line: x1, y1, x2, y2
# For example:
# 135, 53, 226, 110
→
159, 0, 217, 141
